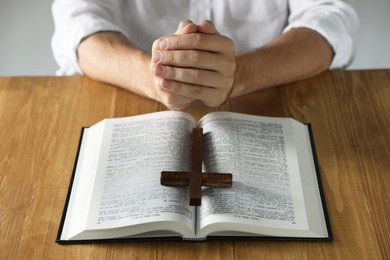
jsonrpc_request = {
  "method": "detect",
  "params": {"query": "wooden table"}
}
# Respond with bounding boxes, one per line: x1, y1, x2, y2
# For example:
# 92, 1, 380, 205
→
0, 70, 389, 259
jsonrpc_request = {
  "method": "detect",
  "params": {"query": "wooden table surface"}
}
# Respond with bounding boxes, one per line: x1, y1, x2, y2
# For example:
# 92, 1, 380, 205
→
0, 70, 389, 259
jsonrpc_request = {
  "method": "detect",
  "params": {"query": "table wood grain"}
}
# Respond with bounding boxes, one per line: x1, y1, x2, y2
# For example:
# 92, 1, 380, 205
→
0, 70, 389, 259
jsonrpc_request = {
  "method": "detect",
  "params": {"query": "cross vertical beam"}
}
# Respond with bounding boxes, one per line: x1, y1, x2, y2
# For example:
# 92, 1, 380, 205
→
188, 127, 203, 206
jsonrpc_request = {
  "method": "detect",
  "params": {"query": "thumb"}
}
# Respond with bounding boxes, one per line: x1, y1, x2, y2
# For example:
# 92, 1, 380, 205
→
175, 20, 198, 35
197, 20, 219, 35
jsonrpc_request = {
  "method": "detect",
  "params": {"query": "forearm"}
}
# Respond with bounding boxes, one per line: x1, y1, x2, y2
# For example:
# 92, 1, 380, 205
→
78, 32, 156, 99
231, 28, 334, 97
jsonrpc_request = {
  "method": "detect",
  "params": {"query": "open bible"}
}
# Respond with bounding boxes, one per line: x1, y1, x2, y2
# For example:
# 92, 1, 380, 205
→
57, 111, 332, 243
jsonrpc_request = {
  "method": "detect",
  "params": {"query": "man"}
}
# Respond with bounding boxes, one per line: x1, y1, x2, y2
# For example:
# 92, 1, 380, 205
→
52, 1, 358, 110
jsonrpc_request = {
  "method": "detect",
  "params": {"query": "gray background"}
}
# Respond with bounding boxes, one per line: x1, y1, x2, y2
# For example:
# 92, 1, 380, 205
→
0, 0, 389, 76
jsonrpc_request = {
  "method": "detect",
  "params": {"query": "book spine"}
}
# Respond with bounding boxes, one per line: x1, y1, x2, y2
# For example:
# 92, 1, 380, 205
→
182, 237, 207, 241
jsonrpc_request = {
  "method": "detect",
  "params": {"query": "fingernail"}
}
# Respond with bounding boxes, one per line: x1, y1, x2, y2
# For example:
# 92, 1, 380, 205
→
159, 39, 168, 50
161, 79, 171, 89
153, 51, 162, 63
179, 21, 186, 29
179, 19, 193, 28
154, 65, 163, 76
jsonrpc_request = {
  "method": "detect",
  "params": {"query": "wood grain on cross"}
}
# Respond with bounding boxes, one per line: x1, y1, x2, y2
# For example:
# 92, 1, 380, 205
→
160, 128, 233, 206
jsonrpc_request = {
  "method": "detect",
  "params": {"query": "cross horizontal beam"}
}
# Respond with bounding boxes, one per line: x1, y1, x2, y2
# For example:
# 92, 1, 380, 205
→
160, 171, 233, 187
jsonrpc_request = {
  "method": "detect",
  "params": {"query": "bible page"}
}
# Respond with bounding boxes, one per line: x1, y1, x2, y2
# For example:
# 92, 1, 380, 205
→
66, 111, 197, 240
196, 112, 327, 238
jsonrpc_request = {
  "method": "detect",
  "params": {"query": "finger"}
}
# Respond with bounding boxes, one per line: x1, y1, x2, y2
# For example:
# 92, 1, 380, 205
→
163, 100, 192, 111
152, 37, 163, 53
160, 79, 232, 107
197, 20, 219, 35
152, 49, 231, 71
150, 53, 195, 110
162, 99, 192, 111
156, 79, 195, 110
153, 64, 234, 88
159, 34, 234, 54
151, 20, 198, 53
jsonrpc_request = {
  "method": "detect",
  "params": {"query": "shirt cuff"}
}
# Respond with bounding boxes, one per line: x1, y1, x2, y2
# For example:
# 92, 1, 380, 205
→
283, 9, 358, 69
54, 19, 129, 76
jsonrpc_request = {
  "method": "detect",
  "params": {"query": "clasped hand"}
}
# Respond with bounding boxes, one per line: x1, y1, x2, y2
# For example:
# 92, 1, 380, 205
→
150, 20, 236, 110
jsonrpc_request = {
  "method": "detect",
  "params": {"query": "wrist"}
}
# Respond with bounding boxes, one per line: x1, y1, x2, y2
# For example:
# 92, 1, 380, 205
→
230, 51, 269, 98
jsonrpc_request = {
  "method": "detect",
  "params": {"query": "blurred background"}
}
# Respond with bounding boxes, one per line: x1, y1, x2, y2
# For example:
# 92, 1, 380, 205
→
0, 0, 389, 76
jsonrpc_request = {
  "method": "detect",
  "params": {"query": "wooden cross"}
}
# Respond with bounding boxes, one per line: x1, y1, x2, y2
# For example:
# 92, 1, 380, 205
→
160, 127, 233, 206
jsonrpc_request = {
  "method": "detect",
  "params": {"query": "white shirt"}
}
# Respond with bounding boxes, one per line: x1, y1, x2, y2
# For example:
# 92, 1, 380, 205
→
51, 0, 359, 76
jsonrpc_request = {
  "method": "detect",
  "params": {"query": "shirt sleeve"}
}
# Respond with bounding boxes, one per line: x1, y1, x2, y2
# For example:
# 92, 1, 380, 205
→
284, 0, 359, 69
51, 0, 129, 75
